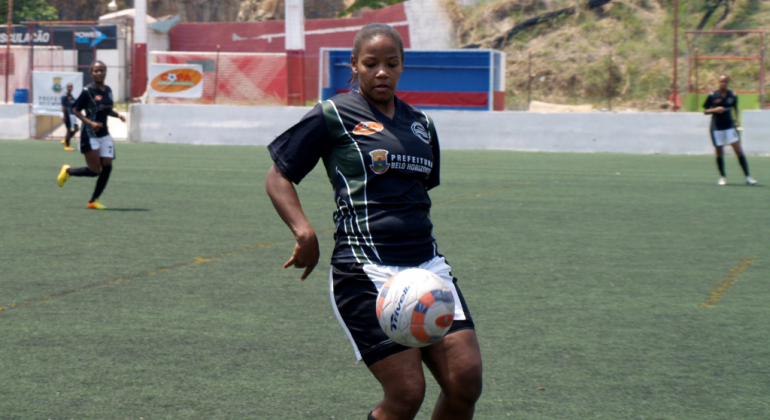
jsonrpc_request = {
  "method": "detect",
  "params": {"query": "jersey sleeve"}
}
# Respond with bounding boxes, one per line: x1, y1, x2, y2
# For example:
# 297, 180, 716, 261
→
73, 89, 90, 112
702, 94, 714, 110
267, 104, 332, 185
425, 114, 440, 190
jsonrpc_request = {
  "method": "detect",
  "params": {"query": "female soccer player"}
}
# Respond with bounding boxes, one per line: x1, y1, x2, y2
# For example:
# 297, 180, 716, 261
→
266, 24, 482, 420
703, 74, 757, 185
57, 61, 125, 209
61, 83, 78, 151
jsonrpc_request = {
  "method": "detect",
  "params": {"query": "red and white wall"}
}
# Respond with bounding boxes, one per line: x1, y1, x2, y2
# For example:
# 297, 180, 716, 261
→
166, 2, 455, 103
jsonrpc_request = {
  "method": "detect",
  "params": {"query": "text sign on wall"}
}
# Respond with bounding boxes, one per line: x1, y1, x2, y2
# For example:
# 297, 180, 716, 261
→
32, 71, 84, 116
148, 64, 204, 98
0, 25, 117, 50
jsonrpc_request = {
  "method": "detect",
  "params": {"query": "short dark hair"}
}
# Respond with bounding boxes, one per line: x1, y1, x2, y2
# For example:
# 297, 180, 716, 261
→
90, 60, 107, 73
348, 23, 405, 86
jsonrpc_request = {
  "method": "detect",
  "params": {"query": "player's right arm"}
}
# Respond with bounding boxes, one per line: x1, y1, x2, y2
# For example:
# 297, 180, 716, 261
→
265, 105, 331, 280
702, 95, 724, 114
265, 165, 319, 280
73, 88, 103, 130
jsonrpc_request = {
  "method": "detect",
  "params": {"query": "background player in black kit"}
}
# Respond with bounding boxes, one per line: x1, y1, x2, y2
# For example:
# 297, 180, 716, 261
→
61, 83, 78, 151
703, 74, 757, 185
57, 61, 125, 209
266, 24, 482, 420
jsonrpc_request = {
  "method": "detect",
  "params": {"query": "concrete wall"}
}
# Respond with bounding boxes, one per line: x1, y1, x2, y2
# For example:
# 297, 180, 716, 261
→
0, 104, 29, 139
436, 110, 769, 155
742, 111, 770, 151
128, 104, 770, 155
404, 0, 454, 49
129, 104, 311, 145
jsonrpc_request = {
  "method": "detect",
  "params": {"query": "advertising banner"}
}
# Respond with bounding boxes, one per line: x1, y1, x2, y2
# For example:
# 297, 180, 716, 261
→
148, 64, 204, 98
31, 71, 83, 116
0, 25, 117, 50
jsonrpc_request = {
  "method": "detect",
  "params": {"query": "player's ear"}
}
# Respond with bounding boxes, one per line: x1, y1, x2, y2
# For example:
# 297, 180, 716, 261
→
350, 55, 357, 74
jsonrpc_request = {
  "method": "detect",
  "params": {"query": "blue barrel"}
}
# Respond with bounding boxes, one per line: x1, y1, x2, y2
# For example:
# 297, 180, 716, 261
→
13, 89, 29, 104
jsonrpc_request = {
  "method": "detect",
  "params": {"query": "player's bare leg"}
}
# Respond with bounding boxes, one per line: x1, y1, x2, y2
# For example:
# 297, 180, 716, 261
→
731, 141, 744, 157
369, 348, 426, 420
422, 329, 483, 420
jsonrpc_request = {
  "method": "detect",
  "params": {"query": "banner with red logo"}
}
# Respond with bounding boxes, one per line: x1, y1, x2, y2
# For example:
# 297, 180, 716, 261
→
148, 64, 203, 98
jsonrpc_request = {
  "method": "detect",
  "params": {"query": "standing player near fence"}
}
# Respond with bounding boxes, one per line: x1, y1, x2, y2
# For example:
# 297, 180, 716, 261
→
57, 61, 125, 209
60, 83, 78, 151
266, 24, 482, 420
703, 74, 757, 185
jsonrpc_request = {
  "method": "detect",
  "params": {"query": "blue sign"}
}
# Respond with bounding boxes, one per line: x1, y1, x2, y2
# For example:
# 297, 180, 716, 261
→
75, 27, 108, 47
0, 25, 116, 49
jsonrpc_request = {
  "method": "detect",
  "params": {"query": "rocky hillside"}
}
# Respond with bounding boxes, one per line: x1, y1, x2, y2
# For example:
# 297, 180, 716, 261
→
449, 0, 770, 110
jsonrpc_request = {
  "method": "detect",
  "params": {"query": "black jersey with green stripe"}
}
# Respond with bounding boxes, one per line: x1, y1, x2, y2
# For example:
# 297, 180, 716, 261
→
268, 91, 441, 266
74, 83, 113, 139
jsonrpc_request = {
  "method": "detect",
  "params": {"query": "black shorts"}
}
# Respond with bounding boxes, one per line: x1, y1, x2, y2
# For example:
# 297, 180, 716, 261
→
330, 256, 475, 367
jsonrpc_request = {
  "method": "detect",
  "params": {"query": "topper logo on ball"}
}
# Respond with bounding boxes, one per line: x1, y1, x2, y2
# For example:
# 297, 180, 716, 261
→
390, 285, 411, 331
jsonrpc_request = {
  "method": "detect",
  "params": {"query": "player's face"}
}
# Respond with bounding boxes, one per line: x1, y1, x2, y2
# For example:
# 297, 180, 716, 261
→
66, 84, 72, 93
91, 63, 107, 84
718, 76, 729, 90
352, 35, 403, 105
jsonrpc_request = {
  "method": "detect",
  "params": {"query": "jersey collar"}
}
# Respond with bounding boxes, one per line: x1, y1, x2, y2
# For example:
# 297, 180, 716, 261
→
352, 89, 402, 124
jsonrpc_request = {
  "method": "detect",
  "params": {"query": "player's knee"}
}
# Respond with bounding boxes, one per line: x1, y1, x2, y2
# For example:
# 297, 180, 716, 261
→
444, 364, 483, 405
386, 378, 426, 414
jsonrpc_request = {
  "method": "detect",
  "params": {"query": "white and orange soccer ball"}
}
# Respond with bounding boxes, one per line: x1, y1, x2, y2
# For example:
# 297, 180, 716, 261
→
376, 268, 455, 348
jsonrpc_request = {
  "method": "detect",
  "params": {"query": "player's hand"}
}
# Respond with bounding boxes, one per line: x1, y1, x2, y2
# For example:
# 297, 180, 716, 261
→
118, 114, 126, 123
87, 120, 103, 130
713, 106, 725, 113
283, 230, 319, 280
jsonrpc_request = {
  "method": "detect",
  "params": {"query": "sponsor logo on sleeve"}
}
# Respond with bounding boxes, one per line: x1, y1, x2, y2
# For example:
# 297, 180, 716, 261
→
411, 122, 430, 144
369, 149, 390, 174
353, 122, 384, 136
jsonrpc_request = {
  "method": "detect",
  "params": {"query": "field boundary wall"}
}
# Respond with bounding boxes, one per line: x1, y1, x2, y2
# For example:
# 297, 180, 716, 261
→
127, 105, 770, 155
0, 104, 30, 139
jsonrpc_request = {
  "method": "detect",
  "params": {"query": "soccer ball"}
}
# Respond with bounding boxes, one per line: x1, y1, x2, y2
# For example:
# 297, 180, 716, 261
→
376, 268, 455, 347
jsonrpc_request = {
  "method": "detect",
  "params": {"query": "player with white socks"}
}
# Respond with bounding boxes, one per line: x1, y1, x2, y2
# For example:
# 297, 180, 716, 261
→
703, 74, 757, 186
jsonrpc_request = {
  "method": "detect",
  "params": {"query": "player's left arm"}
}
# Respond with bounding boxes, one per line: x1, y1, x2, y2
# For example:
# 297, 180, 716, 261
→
424, 114, 440, 190
108, 109, 126, 122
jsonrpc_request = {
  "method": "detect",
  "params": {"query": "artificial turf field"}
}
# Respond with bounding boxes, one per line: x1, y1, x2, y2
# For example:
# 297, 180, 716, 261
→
1, 139, 769, 419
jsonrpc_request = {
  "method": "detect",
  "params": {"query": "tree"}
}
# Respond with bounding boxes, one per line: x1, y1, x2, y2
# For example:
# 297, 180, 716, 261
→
0, 0, 57, 23
44, 0, 133, 22
338, 0, 406, 17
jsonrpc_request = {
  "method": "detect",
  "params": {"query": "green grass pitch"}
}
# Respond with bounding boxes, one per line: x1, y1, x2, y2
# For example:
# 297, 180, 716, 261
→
1, 139, 769, 419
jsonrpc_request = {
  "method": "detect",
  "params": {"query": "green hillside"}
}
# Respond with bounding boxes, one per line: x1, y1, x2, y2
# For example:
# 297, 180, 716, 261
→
450, 0, 770, 110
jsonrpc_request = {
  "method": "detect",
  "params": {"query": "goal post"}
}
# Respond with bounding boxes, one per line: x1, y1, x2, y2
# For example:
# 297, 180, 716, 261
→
685, 30, 766, 111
